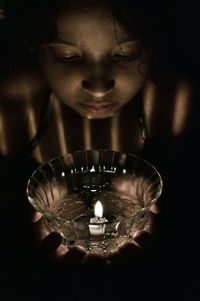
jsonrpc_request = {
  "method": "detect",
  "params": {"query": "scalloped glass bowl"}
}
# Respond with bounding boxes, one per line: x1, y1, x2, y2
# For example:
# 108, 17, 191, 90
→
27, 150, 163, 253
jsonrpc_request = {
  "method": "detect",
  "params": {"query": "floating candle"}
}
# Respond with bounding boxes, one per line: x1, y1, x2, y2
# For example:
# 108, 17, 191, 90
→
89, 201, 108, 235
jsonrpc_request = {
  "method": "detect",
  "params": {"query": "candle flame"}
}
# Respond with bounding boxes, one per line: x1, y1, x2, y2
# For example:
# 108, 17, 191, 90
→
94, 201, 103, 218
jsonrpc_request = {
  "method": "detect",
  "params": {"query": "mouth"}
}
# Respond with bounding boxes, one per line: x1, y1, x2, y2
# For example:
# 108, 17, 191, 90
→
79, 102, 117, 114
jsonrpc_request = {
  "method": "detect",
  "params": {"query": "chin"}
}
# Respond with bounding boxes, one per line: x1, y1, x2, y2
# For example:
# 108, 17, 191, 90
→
74, 108, 116, 120
85, 111, 115, 120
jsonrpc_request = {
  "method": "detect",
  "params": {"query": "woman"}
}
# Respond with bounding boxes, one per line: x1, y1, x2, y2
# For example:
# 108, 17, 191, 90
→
0, 0, 192, 160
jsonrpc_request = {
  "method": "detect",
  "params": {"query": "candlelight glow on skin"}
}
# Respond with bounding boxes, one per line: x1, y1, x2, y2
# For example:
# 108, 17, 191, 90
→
27, 150, 163, 253
89, 201, 108, 236
38, 1, 149, 120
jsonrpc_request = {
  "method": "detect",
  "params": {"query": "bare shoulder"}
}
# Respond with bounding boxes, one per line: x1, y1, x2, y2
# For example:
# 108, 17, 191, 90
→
0, 68, 49, 157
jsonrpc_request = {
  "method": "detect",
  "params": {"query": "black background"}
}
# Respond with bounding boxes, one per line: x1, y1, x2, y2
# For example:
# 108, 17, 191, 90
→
0, 0, 200, 300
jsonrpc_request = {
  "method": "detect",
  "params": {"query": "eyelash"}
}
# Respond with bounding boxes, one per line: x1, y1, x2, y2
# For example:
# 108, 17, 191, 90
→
51, 51, 137, 64
53, 55, 81, 63
112, 54, 137, 62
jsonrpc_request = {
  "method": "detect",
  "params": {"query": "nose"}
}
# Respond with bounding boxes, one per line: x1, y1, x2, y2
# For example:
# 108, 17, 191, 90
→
82, 79, 115, 97
82, 64, 115, 97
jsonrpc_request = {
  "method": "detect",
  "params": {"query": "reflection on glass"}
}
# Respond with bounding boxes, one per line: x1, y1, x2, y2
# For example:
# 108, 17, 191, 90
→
27, 149, 163, 253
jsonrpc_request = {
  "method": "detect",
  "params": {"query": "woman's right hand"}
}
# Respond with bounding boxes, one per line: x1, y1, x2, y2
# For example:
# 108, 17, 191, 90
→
29, 202, 160, 270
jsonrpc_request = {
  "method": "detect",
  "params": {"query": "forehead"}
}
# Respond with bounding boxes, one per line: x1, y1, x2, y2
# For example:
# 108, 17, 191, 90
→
56, 4, 132, 45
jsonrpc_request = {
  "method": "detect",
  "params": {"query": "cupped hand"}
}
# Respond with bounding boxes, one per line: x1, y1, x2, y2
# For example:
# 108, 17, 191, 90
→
29, 202, 160, 269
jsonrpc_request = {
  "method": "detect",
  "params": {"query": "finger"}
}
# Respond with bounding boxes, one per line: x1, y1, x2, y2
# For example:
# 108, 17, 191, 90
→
118, 241, 141, 255
150, 196, 162, 214
81, 252, 107, 266
38, 231, 63, 256
133, 230, 153, 248
143, 211, 160, 234
150, 203, 160, 214
106, 250, 122, 265
26, 201, 42, 222
31, 211, 43, 223
32, 217, 50, 242
61, 246, 87, 266
117, 241, 141, 263
107, 242, 141, 266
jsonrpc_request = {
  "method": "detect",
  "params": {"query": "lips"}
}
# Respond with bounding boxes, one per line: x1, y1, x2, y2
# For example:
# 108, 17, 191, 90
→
80, 102, 116, 114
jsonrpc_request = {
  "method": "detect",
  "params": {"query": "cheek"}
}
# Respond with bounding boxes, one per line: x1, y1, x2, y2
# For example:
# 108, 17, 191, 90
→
38, 49, 82, 98
52, 78, 81, 107
117, 66, 147, 100
47, 70, 80, 93
40, 65, 82, 101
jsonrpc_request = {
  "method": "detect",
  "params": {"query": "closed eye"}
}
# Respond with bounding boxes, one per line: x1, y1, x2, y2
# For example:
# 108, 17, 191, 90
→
47, 46, 81, 63
113, 53, 137, 62
53, 55, 81, 63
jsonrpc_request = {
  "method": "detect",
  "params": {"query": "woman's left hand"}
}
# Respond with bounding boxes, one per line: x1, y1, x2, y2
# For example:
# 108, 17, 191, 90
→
30, 203, 160, 268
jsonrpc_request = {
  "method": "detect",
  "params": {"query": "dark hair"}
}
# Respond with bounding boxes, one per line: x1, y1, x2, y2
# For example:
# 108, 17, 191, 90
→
4, 0, 168, 77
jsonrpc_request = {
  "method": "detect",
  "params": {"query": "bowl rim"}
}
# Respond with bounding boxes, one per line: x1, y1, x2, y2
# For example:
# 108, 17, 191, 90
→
26, 148, 163, 207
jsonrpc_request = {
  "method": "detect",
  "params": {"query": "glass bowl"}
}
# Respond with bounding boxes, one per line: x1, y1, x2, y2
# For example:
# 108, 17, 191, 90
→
27, 149, 163, 253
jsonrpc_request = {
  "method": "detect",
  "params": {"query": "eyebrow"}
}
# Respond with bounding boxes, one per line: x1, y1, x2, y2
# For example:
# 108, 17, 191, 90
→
52, 38, 77, 46
51, 37, 138, 44
117, 40, 140, 46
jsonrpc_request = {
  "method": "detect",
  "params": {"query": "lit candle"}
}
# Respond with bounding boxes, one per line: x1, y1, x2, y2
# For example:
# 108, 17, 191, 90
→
89, 201, 108, 235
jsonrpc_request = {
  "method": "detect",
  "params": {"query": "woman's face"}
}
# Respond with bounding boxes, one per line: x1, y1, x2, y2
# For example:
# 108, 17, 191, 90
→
38, 3, 149, 119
